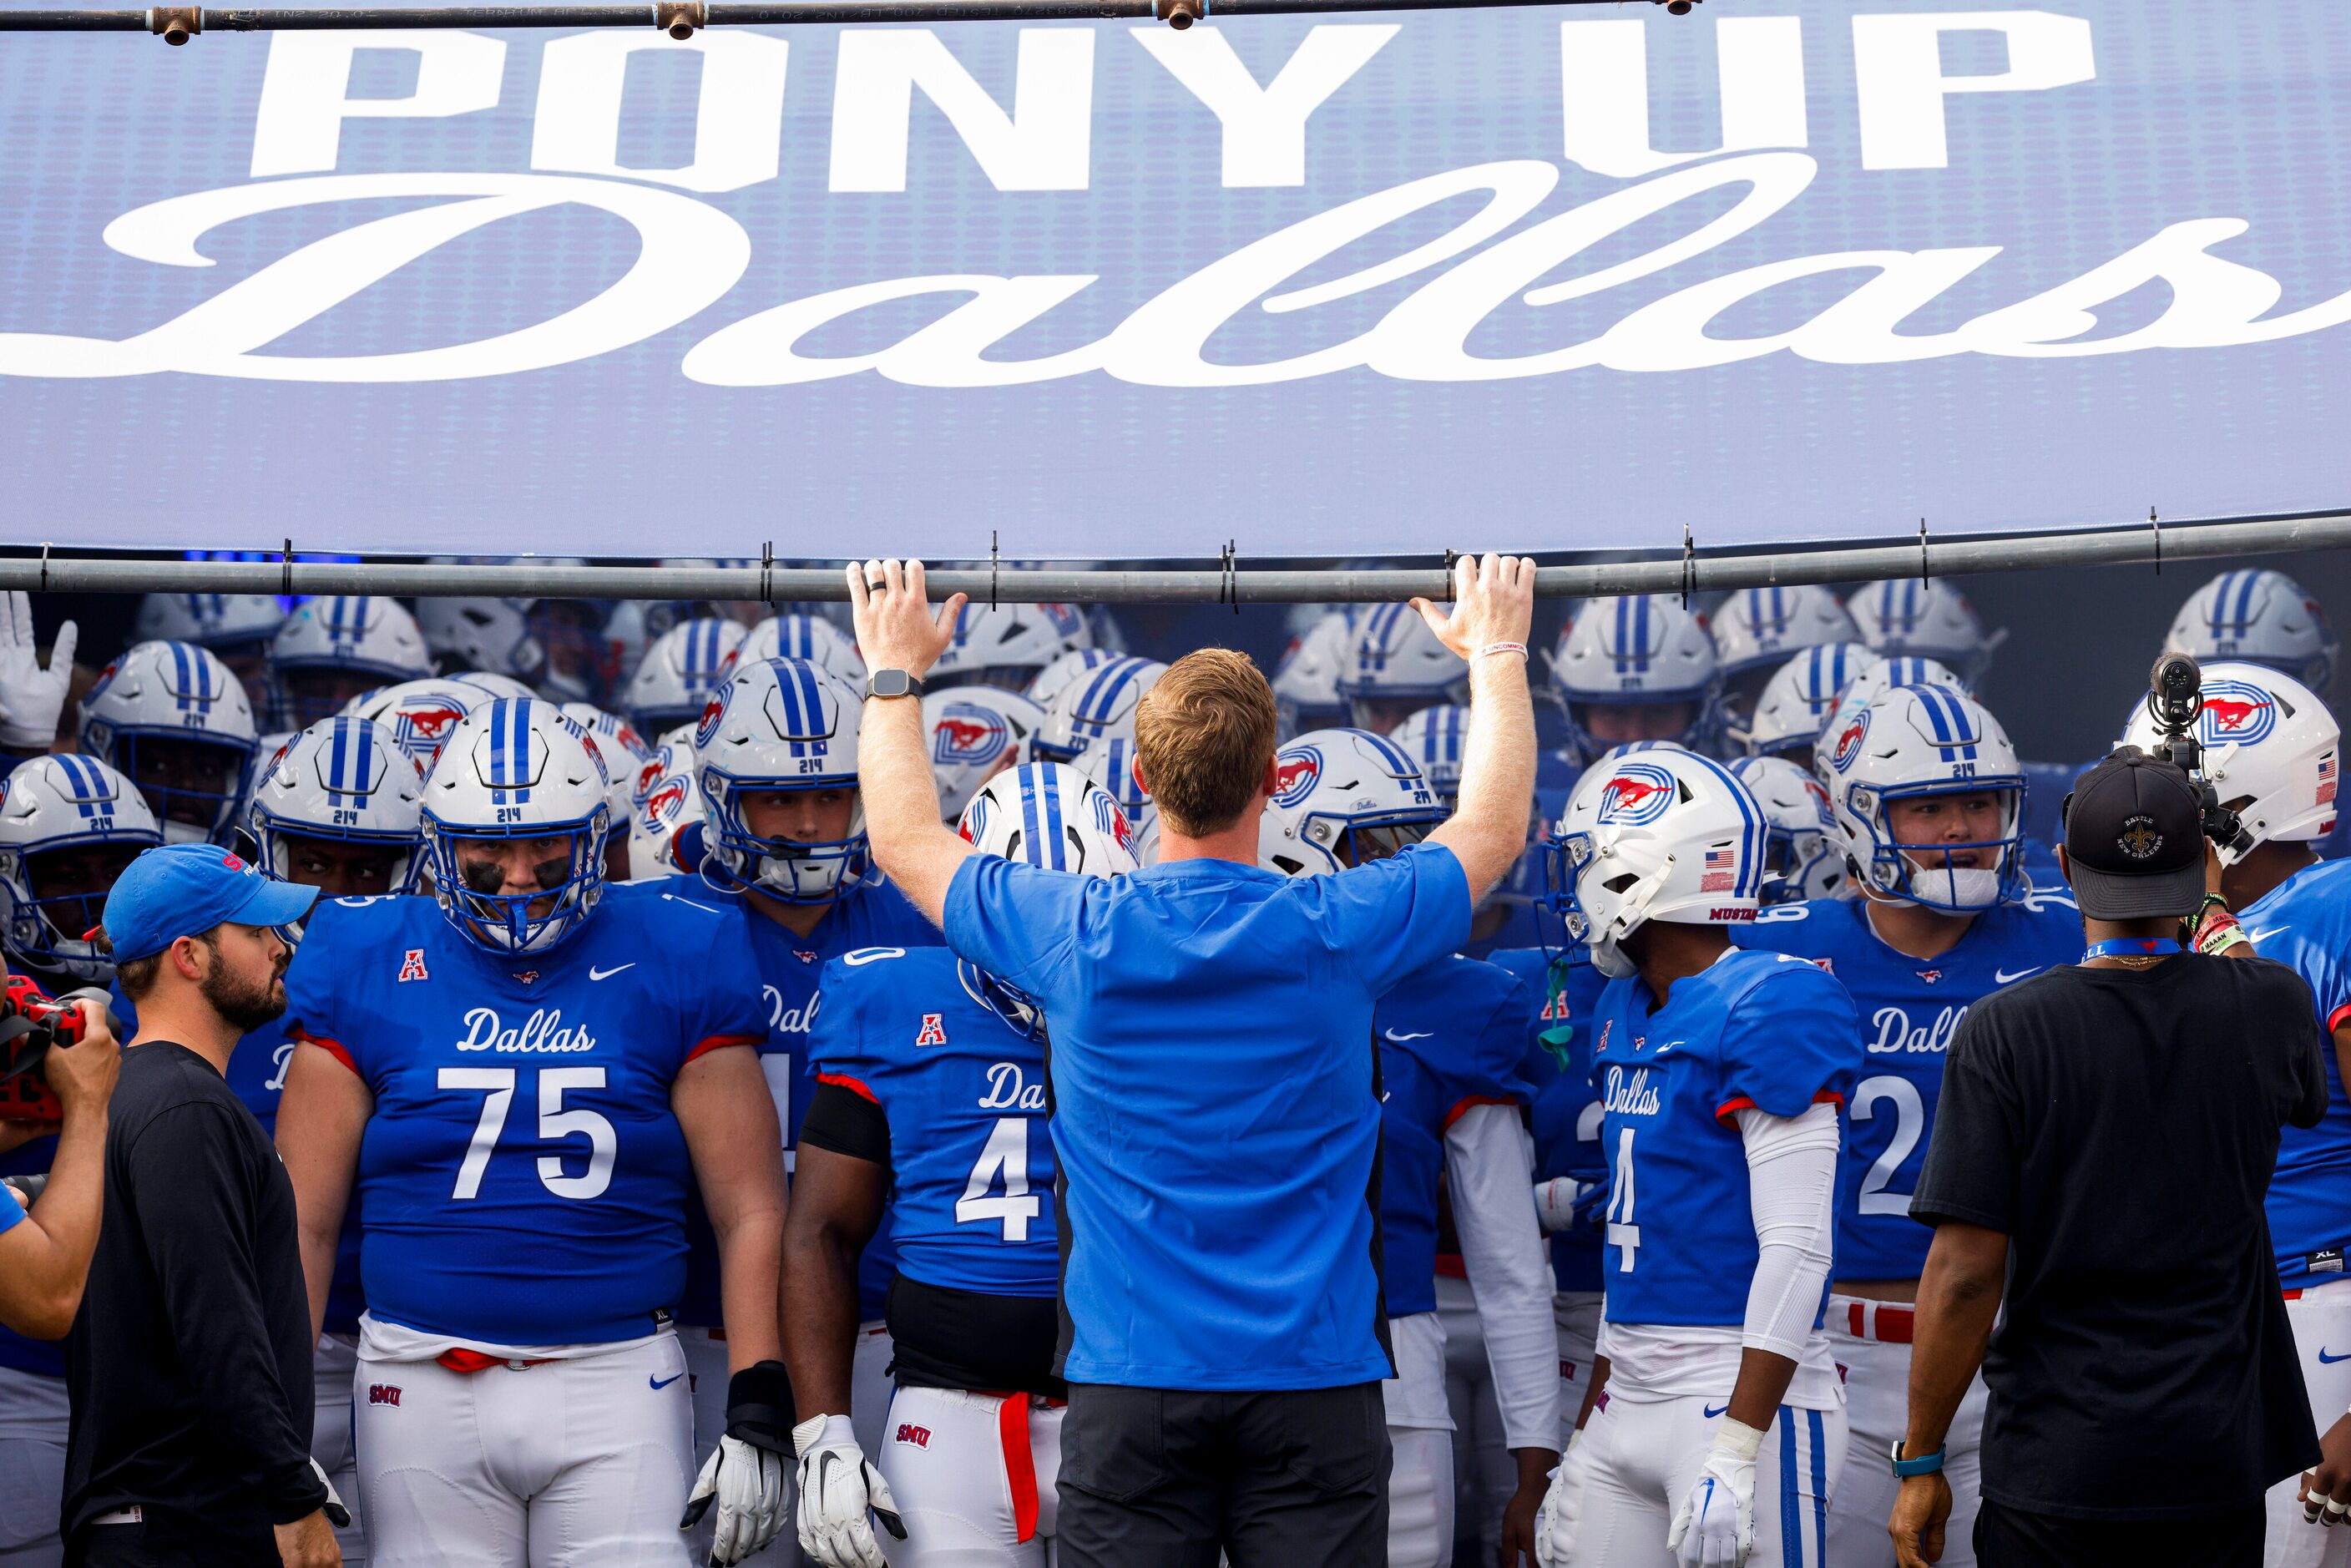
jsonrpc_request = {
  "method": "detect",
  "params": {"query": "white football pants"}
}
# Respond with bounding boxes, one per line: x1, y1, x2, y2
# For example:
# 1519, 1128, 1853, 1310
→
353, 1332, 695, 1568
1822, 1301, 1984, 1568
1386, 1311, 1456, 1568
854, 1322, 897, 1459
1575, 1394, 1848, 1568
1539, 1292, 1607, 1564
315, 1333, 369, 1568
2268, 1280, 2351, 1568
877, 1385, 1064, 1566
1437, 1273, 1514, 1562
0, 1367, 65, 1568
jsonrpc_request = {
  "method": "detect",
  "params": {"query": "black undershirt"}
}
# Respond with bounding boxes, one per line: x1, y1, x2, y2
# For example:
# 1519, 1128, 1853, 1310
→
800, 1080, 1063, 1397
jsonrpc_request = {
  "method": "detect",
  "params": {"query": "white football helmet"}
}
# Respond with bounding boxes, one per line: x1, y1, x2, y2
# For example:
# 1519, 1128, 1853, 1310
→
1391, 704, 1470, 807
557, 703, 655, 837
624, 617, 749, 736
1272, 614, 1356, 740
78, 640, 260, 845
528, 591, 642, 709
1742, 643, 1872, 759
2165, 569, 2338, 696
0, 755, 164, 982
2118, 660, 2338, 864
1337, 604, 1469, 733
1821, 684, 2025, 913
957, 761, 1139, 1038
1812, 655, 1964, 781
1848, 580, 2005, 684
1034, 657, 1166, 765
629, 760, 704, 881
1258, 728, 1444, 878
347, 679, 497, 772
268, 595, 431, 730
931, 603, 1090, 691
417, 598, 547, 689
1545, 746, 1766, 978
925, 688, 1044, 822
447, 670, 539, 704
1549, 594, 1723, 761
1026, 648, 1121, 711
695, 658, 868, 903
1727, 754, 1848, 904
134, 593, 284, 654
1711, 585, 1860, 685
1074, 732, 1155, 837
736, 614, 867, 685
418, 698, 614, 953
246, 716, 426, 894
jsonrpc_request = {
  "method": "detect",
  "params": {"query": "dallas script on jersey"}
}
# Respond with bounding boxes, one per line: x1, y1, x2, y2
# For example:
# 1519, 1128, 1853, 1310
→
1601, 1067, 1662, 1119
454, 1008, 599, 1054
1868, 1005, 1965, 1055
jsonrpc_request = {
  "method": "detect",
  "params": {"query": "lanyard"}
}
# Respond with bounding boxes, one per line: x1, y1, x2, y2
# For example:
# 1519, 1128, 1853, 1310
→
2081, 937, 2183, 964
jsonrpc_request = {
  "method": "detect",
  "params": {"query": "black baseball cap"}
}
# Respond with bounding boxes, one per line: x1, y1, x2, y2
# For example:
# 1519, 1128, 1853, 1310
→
2062, 750, 2207, 919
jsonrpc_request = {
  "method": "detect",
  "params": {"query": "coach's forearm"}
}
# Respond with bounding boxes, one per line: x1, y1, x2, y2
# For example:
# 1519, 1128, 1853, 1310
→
1904, 1222, 2006, 1456
1429, 650, 1534, 901
858, 692, 973, 927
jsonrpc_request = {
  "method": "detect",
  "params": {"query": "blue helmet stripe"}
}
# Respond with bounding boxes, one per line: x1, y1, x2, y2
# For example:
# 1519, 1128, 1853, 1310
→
1633, 595, 1652, 673
191, 645, 212, 705
791, 661, 831, 764
771, 663, 808, 759
1041, 765, 1067, 870
354, 714, 374, 795
1019, 766, 1048, 866
2233, 569, 2262, 633
328, 715, 351, 793
1612, 597, 1631, 671
168, 640, 193, 713
1694, 751, 1764, 899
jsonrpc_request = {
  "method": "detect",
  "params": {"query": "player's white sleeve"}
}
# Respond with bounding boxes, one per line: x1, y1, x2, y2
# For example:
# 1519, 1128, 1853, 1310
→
1445, 1101, 1565, 1454
1732, 1101, 1840, 1363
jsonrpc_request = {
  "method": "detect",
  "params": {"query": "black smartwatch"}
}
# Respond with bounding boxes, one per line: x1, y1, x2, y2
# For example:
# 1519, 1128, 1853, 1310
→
865, 669, 923, 701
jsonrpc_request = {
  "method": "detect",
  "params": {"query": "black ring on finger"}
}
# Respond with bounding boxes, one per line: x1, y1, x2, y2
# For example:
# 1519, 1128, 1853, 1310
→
866, 576, 888, 591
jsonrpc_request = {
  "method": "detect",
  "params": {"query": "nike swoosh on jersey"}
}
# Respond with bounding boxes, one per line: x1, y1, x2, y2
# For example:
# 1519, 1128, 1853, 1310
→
650, 1373, 685, 1389
1994, 967, 2042, 984
589, 964, 636, 980
2319, 1349, 2351, 1364
2249, 927, 2288, 944
1384, 1029, 1433, 1042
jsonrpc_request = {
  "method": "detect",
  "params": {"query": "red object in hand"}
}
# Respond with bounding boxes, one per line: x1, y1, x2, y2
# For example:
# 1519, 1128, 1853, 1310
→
0, 974, 90, 1124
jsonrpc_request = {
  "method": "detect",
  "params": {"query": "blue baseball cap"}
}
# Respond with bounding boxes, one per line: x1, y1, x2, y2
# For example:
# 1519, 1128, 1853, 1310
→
99, 843, 320, 964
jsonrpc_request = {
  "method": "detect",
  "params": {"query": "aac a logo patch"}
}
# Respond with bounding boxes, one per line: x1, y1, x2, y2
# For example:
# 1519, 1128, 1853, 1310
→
915, 1013, 948, 1047
397, 948, 429, 983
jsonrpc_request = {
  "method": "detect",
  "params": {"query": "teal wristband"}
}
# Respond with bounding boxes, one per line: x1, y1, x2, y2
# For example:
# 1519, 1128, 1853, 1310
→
1889, 1440, 1945, 1478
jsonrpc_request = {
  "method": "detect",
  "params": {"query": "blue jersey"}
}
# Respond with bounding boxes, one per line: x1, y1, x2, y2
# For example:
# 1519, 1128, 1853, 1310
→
1490, 948, 1609, 1292
283, 883, 767, 1345
807, 948, 1058, 1297
1376, 955, 1535, 1318
1737, 891, 2081, 1279
1592, 948, 1861, 1328
680, 876, 943, 1327
2244, 858, 2351, 1280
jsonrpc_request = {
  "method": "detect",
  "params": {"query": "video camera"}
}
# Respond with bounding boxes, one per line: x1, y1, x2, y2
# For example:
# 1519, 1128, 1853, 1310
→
2141, 651, 2253, 855
0, 974, 113, 1122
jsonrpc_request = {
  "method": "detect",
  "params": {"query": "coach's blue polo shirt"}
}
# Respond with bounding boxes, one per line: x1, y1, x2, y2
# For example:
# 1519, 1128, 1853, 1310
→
944, 841, 1469, 1391
0, 1177, 21, 1236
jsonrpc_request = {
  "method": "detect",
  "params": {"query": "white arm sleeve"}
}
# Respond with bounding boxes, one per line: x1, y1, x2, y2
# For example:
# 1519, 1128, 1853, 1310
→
1446, 1101, 1564, 1454
1732, 1101, 1840, 1363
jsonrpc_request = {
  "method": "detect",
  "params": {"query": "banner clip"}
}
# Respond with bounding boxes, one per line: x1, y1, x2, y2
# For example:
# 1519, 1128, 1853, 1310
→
761, 539, 773, 606
281, 538, 293, 599
1918, 517, 1930, 587
1681, 521, 1696, 609
2151, 507, 2161, 575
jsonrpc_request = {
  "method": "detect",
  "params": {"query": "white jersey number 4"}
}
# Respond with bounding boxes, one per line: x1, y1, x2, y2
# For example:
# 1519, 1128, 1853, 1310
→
1606, 1125, 1640, 1272
438, 1066, 619, 1201
956, 1116, 1040, 1242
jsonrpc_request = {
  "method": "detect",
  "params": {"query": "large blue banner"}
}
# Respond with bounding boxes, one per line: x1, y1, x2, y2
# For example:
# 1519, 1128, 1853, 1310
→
2, 0, 2347, 558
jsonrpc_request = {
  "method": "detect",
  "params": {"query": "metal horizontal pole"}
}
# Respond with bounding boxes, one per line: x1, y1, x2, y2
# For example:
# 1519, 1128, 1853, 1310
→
0, 0, 1675, 33
6, 512, 2346, 603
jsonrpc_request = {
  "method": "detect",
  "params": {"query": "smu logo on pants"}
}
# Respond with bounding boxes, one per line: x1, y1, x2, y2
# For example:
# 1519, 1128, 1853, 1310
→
369, 1384, 402, 1407
895, 1424, 931, 1449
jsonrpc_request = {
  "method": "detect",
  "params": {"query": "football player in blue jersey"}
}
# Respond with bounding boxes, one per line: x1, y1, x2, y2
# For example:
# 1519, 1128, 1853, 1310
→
1534, 746, 1862, 1568
273, 698, 794, 1567
1543, 596, 1725, 785
0, 756, 159, 1568
1258, 728, 1561, 1568
782, 761, 1136, 1568
687, 656, 948, 1489
2118, 663, 2351, 1562
1739, 685, 2077, 1568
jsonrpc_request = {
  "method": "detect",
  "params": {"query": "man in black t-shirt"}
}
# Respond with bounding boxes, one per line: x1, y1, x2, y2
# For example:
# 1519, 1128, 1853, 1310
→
69, 845, 343, 1567
1890, 752, 2328, 1568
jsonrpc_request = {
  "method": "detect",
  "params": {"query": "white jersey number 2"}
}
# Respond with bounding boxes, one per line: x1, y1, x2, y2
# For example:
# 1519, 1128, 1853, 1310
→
956, 1116, 1040, 1241
1853, 1074, 1925, 1216
439, 1066, 619, 1201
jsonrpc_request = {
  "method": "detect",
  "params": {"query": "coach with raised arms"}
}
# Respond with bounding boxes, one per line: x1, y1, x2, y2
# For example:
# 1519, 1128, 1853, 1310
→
820, 554, 1536, 1564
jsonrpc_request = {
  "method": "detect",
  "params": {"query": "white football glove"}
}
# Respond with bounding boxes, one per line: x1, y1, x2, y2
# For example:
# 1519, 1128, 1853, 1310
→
683, 1435, 789, 1565
1667, 1417, 1762, 1568
1534, 1178, 1595, 1235
1534, 1427, 1585, 1568
0, 592, 73, 751
794, 1414, 904, 1568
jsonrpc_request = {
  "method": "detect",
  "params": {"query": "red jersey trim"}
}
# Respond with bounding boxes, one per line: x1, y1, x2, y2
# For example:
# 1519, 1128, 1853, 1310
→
817, 1070, 879, 1105
2328, 1003, 2351, 1035
1443, 1094, 1522, 1129
1714, 1089, 1842, 1128
291, 1028, 359, 1078
686, 1031, 763, 1064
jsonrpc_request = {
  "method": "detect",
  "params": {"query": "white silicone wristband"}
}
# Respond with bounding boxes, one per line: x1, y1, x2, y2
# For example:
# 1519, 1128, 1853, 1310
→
1476, 640, 1529, 660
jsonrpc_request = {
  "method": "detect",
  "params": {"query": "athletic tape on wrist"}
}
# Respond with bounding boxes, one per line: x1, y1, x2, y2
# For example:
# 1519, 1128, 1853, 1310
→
1711, 1415, 1766, 1461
